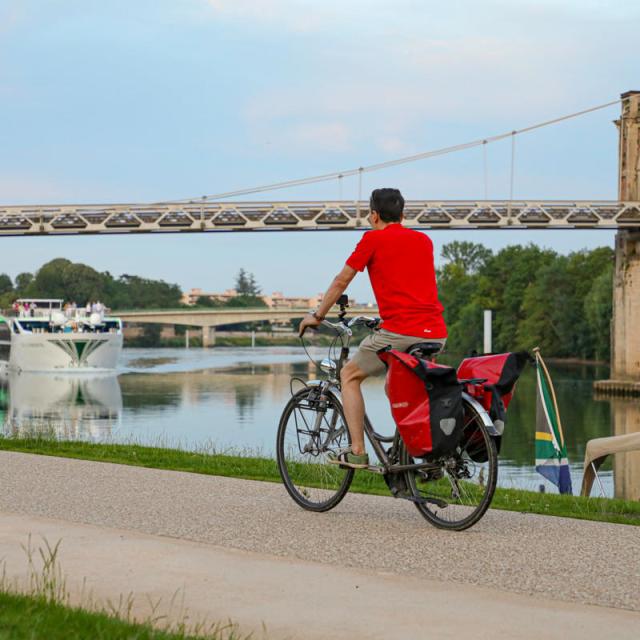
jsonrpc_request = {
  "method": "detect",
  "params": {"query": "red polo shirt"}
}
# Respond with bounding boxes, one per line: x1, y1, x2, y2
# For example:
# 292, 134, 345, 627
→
346, 224, 447, 338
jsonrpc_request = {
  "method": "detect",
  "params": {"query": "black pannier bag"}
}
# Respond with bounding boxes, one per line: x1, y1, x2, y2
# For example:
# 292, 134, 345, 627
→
457, 351, 530, 461
378, 349, 463, 459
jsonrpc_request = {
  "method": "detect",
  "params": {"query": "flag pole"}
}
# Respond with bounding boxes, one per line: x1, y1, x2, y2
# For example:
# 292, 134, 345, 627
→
532, 347, 567, 448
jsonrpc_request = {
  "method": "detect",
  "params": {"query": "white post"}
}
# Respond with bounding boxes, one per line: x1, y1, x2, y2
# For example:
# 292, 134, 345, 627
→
251, 330, 256, 348
483, 310, 492, 354
185, 329, 190, 349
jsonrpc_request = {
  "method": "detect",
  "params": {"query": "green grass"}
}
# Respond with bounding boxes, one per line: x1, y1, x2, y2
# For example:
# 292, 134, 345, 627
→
0, 592, 235, 640
0, 436, 638, 526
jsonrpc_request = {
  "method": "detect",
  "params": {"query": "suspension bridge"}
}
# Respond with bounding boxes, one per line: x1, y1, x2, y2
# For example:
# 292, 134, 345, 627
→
1, 91, 639, 386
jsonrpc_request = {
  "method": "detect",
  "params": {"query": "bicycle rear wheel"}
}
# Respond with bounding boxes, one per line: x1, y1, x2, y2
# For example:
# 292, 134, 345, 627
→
276, 386, 354, 512
403, 398, 498, 531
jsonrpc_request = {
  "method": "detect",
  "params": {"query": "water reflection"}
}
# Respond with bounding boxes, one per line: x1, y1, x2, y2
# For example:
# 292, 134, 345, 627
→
0, 350, 637, 498
0, 371, 121, 440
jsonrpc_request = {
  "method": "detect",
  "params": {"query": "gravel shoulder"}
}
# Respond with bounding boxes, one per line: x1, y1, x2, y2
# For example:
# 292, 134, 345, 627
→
0, 450, 638, 614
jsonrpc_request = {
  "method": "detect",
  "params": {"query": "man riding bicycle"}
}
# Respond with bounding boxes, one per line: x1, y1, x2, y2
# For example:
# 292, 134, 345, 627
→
298, 188, 447, 468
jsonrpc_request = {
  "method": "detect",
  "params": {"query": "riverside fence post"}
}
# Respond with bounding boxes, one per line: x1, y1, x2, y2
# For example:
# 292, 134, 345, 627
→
484, 310, 492, 354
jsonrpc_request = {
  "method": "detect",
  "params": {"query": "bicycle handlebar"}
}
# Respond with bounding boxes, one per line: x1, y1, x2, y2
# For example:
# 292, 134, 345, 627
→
321, 315, 381, 335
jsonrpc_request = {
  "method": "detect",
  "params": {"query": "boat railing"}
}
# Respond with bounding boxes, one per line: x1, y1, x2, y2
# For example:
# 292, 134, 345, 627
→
7, 308, 112, 321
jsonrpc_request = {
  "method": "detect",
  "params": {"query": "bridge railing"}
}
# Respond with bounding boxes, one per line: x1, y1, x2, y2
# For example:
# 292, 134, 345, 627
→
1, 200, 639, 235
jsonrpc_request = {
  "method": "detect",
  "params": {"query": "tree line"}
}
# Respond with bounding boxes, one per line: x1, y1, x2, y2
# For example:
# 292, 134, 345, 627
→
0, 260, 266, 313
0, 258, 183, 310
437, 241, 613, 361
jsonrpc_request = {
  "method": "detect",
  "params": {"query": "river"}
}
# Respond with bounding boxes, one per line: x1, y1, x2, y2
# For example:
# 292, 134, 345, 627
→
1, 347, 638, 499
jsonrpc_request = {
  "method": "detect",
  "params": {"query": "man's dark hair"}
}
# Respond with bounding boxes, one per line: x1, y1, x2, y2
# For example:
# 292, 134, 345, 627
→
369, 188, 405, 222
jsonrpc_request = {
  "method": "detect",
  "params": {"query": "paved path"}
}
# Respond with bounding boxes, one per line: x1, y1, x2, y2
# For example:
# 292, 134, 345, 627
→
0, 451, 638, 637
1, 512, 638, 640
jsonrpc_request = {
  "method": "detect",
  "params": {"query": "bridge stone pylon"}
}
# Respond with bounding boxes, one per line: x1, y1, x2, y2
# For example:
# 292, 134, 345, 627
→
611, 91, 640, 382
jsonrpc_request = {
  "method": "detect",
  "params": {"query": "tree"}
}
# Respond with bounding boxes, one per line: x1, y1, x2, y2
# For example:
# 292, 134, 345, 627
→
0, 291, 17, 310
0, 274, 12, 296
479, 245, 556, 352
516, 258, 572, 355
584, 265, 613, 361
61, 263, 105, 304
441, 241, 492, 275
446, 300, 484, 355
30, 258, 72, 299
15, 258, 182, 310
229, 268, 265, 308
195, 295, 223, 308
15, 273, 33, 294
436, 243, 616, 361
108, 275, 182, 309
225, 295, 267, 308
235, 269, 261, 296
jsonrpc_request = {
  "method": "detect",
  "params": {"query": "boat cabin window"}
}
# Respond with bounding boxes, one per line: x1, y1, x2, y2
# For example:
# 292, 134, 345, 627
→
15, 319, 120, 334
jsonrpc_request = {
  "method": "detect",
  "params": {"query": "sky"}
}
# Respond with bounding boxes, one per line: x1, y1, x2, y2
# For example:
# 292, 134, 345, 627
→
0, 0, 638, 302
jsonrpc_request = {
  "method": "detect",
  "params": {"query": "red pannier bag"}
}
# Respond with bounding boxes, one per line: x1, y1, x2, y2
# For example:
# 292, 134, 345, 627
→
456, 352, 529, 459
378, 349, 463, 459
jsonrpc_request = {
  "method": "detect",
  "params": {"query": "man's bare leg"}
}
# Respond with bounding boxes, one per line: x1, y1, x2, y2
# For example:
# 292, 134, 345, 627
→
340, 360, 369, 456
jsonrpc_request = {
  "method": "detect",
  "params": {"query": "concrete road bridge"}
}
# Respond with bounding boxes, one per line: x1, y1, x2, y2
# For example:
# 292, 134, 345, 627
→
116, 307, 379, 347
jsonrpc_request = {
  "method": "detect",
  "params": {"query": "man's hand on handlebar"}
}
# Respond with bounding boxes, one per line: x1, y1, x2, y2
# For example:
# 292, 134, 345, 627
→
298, 313, 322, 337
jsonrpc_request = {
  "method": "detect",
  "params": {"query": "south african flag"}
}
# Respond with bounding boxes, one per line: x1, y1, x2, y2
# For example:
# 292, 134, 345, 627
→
534, 349, 572, 494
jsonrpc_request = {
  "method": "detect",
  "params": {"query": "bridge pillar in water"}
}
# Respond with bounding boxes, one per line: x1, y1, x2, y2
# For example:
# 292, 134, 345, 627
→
201, 326, 216, 348
612, 91, 640, 381
611, 397, 640, 501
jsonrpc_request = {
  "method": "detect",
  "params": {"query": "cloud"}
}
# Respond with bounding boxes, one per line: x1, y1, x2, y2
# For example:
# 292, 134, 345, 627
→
237, 0, 634, 164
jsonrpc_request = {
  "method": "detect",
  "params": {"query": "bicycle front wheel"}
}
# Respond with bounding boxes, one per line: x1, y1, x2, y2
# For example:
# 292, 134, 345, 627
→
276, 386, 354, 512
403, 398, 498, 531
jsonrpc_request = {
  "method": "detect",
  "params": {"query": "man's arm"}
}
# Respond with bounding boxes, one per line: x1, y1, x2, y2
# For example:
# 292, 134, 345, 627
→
298, 265, 358, 336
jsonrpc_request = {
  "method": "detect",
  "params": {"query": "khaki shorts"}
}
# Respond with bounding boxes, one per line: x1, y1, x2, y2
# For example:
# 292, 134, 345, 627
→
351, 329, 446, 377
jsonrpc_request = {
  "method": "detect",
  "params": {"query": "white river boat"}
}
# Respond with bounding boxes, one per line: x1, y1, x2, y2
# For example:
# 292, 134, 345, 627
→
0, 299, 123, 373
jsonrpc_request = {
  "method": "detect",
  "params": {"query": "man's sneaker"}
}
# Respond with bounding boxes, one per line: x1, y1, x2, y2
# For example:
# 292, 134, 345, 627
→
327, 447, 369, 469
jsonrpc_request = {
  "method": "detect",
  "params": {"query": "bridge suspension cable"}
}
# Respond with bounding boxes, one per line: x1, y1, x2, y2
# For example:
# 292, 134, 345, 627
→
157, 99, 620, 205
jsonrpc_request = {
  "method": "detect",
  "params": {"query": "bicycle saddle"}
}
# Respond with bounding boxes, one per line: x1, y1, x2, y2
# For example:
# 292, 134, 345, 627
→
406, 342, 443, 358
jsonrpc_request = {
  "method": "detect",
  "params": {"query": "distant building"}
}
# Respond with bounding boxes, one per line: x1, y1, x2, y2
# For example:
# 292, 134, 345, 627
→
262, 291, 324, 309
181, 288, 239, 306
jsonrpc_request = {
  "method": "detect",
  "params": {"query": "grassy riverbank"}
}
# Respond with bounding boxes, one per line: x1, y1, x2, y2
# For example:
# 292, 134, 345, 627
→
0, 437, 638, 526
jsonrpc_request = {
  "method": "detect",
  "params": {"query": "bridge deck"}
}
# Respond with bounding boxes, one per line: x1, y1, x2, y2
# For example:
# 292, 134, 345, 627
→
1, 200, 639, 235
116, 307, 378, 327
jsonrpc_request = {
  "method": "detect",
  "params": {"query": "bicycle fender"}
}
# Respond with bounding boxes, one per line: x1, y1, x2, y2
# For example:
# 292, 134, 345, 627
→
462, 392, 500, 437
305, 380, 343, 402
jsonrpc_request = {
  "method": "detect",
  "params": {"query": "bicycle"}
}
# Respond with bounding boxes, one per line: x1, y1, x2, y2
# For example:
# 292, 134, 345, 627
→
276, 297, 500, 531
